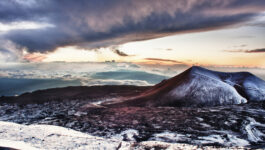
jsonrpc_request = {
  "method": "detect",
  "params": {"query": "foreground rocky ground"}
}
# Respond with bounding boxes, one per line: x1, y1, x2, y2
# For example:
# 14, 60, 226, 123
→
0, 121, 250, 150
0, 85, 264, 149
0, 98, 264, 149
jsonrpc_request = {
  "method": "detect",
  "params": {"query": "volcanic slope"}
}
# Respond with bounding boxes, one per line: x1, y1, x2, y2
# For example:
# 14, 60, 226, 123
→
106, 66, 265, 107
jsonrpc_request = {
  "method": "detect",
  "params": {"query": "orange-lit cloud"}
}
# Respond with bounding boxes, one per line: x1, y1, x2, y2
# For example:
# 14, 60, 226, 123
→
144, 58, 183, 64
23, 53, 47, 62
134, 58, 187, 66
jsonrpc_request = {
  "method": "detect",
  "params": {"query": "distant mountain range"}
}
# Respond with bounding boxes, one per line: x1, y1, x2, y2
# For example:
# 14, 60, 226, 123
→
1, 66, 265, 107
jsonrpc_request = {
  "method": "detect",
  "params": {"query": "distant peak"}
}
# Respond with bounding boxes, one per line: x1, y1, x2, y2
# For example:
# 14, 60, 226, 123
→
189, 66, 207, 71
188, 66, 212, 74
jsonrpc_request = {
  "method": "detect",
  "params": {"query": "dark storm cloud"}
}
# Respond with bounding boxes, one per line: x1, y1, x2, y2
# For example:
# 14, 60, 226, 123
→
0, 0, 265, 53
224, 48, 265, 53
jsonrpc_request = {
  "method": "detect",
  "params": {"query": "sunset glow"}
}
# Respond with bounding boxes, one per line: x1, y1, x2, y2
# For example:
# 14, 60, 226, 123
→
0, 0, 264, 69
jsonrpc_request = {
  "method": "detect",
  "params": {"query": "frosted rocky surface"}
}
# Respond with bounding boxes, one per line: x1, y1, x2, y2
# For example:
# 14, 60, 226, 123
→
0, 100, 264, 149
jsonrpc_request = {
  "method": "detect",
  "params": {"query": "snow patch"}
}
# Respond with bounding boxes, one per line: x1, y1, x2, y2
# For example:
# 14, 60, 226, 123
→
149, 131, 189, 143
196, 134, 249, 147
243, 117, 265, 142
112, 129, 139, 141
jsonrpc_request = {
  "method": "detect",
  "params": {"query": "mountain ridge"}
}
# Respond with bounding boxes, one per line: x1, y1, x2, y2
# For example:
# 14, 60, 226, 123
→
105, 66, 265, 107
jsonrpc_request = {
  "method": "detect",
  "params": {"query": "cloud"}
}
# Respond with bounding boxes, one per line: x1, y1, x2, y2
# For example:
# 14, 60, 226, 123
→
224, 48, 265, 53
0, 62, 174, 95
0, 39, 23, 62
236, 35, 255, 39
113, 49, 129, 57
166, 48, 173, 51
246, 48, 265, 53
91, 70, 168, 84
145, 58, 183, 64
233, 44, 247, 48
80, 79, 151, 87
156, 48, 174, 51
23, 52, 47, 62
0, 0, 264, 54
109, 46, 132, 57
0, 21, 54, 32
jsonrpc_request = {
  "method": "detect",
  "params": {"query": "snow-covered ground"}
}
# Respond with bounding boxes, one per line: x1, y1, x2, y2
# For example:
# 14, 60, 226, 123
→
0, 121, 130, 150
165, 66, 265, 106
168, 70, 248, 105
189, 66, 265, 102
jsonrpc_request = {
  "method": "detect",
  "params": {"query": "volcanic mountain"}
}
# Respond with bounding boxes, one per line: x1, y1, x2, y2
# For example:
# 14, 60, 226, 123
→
106, 66, 265, 107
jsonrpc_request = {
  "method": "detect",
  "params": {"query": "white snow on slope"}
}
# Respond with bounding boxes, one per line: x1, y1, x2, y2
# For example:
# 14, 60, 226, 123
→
192, 66, 265, 102
168, 71, 247, 106
166, 66, 265, 106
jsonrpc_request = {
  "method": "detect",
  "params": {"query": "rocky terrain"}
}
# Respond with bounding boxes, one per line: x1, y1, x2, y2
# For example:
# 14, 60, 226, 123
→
0, 98, 264, 149
0, 121, 250, 150
0, 66, 265, 149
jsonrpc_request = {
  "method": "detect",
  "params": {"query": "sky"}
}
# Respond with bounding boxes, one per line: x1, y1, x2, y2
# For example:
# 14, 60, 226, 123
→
0, 0, 265, 95
0, 0, 264, 67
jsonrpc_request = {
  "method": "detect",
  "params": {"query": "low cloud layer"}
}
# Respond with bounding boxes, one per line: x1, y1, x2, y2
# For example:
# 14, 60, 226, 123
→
0, 62, 172, 95
1, 61, 265, 96
91, 70, 168, 84
0, 0, 264, 55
